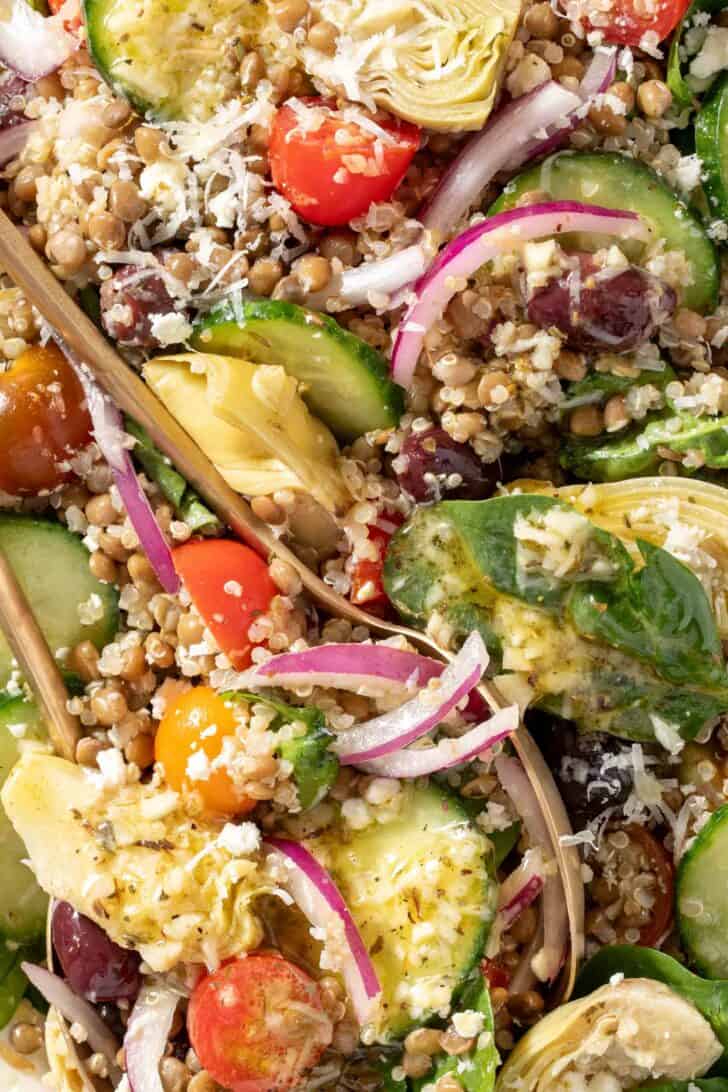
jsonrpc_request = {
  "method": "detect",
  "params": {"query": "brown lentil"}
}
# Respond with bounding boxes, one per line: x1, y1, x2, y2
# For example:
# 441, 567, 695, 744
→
187, 1074, 220, 1092
248, 257, 284, 295
295, 254, 332, 293
674, 308, 708, 340
88, 211, 126, 250
11, 165, 45, 204
308, 19, 338, 53
75, 736, 108, 767
524, 2, 559, 38
125, 732, 156, 769
439, 1031, 474, 1057
159, 1056, 190, 1092
10, 1022, 43, 1054
47, 227, 87, 273
604, 393, 629, 431
70, 641, 101, 682
240, 51, 265, 90
403, 1053, 433, 1079
109, 179, 149, 223
118, 644, 147, 682
91, 686, 128, 727
134, 126, 168, 164
28, 224, 47, 253
404, 1028, 443, 1056
569, 404, 604, 436
128, 552, 161, 589
145, 633, 175, 669
637, 79, 672, 118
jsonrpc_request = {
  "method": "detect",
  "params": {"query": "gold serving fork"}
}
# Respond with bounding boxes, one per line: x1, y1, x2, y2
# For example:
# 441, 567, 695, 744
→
0, 208, 583, 1086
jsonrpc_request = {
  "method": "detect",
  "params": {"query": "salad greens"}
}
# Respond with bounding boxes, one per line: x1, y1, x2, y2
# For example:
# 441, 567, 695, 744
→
668, 0, 728, 106
383, 495, 728, 741
560, 363, 675, 413
125, 418, 222, 534
412, 975, 498, 1092
226, 692, 339, 810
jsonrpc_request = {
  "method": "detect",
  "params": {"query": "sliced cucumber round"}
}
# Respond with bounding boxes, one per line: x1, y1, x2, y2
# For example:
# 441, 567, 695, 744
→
490, 151, 719, 313
697, 72, 728, 222
83, 0, 267, 121
192, 299, 405, 443
678, 803, 728, 977
0, 696, 48, 942
0, 516, 118, 687
306, 782, 495, 1040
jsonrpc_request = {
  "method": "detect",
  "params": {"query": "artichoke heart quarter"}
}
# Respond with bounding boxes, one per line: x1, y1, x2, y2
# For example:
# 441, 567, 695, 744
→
303, 0, 523, 131
496, 979, 722, 1092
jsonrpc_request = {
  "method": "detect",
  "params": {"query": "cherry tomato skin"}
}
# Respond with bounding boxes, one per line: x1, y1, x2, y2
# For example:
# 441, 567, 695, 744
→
173, 539, 277, 669
625, 825, 675, 947
588, 0, 690, 45
350, 516, 403, 615
481, 957, 511, 991
0, 343, 92, 496
188, 955, 333, 1092
269, 99, 420, 226
155, 686, 255, 815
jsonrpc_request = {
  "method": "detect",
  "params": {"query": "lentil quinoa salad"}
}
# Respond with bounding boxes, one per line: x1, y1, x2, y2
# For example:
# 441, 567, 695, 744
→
5, 0, 728, 1089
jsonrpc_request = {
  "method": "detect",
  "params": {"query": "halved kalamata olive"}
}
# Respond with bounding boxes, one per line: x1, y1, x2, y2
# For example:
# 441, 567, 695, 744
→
395, 427, 500, 502
527, 265, 676, 352
100, 265, 181, 347
52, 900, 141, 1003
535, 719, 633, 825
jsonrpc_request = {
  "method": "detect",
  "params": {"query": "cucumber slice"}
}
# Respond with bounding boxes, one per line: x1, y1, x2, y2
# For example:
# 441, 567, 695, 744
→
0, 516, 118, 687
0, 696, 48, 942
192, 299, 405, 442
697, 72, 728, 222
306, 782, 495, 1040
83, 0, 267, 121
490, 151, 719, 313
678, 804, 728, 977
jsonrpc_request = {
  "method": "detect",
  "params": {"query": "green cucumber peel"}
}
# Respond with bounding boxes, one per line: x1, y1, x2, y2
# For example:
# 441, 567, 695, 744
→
576, 945, 728, 1071
125, 418, 221, 534
224, 691, 338, 810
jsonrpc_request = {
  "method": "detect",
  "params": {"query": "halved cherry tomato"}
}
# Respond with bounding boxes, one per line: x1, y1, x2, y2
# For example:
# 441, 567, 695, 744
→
481, 957, 511, 991
155, 686, 255, 815
188, 954, 332, 1092
585, 0, 690, 46
269, 98, 420, 227
625, 824, 675, 947
173, 539, 276, 669
349, 514, 403, 616
0, 343, 92, 496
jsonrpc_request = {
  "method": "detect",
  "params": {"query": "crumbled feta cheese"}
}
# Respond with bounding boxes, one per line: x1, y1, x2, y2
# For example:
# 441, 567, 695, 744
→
149, 312, 193, 346
452, 1009, 485, 1038
186, 749, 212, 782
218, 821, 261, 856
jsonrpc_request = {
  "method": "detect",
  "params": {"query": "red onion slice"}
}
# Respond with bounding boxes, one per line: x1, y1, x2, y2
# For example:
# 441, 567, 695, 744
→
391, 201, 648, 388
0, 0, 75, 80
497, 849, 546, 932
0, 119, 35, 165
265, 838, 381, 1027
332, 632, 489, 764
21, 962, 121, 1075
356, 703, 518, 777
242, 643, 447, 694
62, 343, 180, 594
124, 978, 179, 1092
495, 755, 568, 983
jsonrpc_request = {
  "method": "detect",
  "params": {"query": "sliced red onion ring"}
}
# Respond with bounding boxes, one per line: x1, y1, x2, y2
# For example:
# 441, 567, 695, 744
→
495, 755, 568, 984
497, 849, 546, 932
357, 703, 517, 777
332, 632, 489, 764
0, 0, 75, 80
391, 201, 648, 388
62, 342, 180, 594
265, 837, 381, 1027
21, 962, 121, 1074
124, 978, 180, 1092
0, 119, 35, 165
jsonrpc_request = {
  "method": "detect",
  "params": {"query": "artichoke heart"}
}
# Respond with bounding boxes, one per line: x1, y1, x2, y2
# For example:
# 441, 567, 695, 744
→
497, 979, 722, 1092
303, 0, 522, 131
145, 353, 351, 514
2, 752, 268, 972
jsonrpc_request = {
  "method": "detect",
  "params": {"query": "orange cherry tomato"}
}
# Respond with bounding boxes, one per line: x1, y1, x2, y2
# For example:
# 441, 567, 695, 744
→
585, 0, 689, 46
0, 343, 92, 496
269, 98, 420, 227
188, 954, 332, 1092
173, 539, 277, 669
155, 685, 255, 815
625, 824, 675, 947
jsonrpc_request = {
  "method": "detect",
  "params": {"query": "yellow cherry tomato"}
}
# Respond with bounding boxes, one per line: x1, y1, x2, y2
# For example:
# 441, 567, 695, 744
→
155, 686, 255, 815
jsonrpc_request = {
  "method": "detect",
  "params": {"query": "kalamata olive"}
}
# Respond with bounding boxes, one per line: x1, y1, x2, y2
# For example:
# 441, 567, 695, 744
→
52, 901, 141, 1003
535, 719, 633, 825
395, 428, 500, 503
100, 265, 182, 347
527, 265, 676, 352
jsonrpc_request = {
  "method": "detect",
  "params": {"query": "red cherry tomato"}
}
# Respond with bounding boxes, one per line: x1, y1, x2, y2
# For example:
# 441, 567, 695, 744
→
481, 957, 511, 991
585, 0, 690, 46
0, 343, 92, 496
173, 539, 276, 669
625, 824, 675, 947
269, 98, 420, 227
187, 955, 332, 1092
349, 514, 403, 615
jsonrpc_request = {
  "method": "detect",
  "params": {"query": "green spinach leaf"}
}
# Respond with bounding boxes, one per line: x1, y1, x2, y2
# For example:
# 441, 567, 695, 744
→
668, 0, 728, 107
411, 974, 498, 1092
561, 363, 675, 412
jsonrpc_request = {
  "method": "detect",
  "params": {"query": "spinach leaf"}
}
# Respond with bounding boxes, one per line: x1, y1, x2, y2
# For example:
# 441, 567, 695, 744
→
561, 363, 675, 412
568, 539, 727, 689
576, 945, 728, 1070
0, 937, 45, 1030
125, 418, 221, 534
668, 0, 728, 107
562, 411, 728, 482
412, 974, 498, 1092
225, 691, 338, 810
